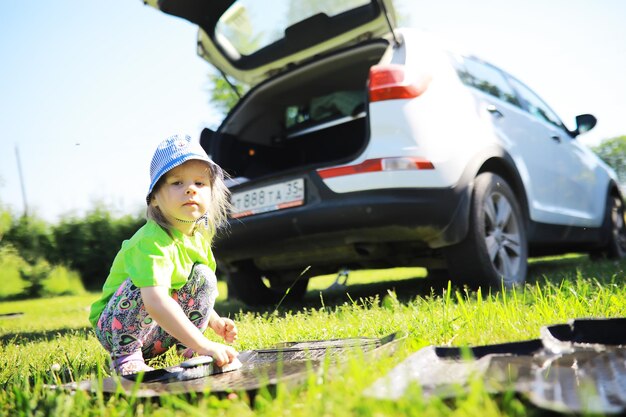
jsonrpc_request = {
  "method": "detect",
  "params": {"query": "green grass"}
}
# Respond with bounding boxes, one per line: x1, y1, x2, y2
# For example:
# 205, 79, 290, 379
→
1, 254, 625, 416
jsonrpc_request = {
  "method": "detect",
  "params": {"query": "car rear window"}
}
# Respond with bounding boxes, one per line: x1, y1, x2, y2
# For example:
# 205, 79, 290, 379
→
216, 0, 372, 56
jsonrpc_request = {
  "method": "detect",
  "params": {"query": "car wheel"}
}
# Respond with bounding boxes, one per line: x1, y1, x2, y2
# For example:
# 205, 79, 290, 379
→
265, 269, 310, 300
591, 194, 626, 260
226, 262, 309, 305
444, 173, 528, 289
426, 268, 452, 286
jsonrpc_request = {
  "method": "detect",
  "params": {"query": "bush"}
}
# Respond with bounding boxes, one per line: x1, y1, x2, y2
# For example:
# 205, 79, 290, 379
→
43, 264, 85, 296
0, 204, 143, 294
0, 207, 11, 241
0, 245, 27, 299
0, 247, 85, 299
51, 208, 144, 290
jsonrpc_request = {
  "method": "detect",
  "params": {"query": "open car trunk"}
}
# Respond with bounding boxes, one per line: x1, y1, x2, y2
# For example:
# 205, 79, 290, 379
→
202, 40, 390, 181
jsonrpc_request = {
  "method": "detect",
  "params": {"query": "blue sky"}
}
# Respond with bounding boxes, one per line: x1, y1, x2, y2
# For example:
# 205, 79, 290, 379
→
1, 1, 625, 222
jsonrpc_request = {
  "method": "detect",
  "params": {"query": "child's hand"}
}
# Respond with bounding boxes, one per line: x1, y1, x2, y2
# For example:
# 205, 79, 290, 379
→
197, 340, 238, 367
209, 316, 238, 343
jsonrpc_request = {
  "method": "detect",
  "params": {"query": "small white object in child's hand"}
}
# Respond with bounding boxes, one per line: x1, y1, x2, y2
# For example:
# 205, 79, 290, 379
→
177, 355, 242, 381
180, 355, 214, 368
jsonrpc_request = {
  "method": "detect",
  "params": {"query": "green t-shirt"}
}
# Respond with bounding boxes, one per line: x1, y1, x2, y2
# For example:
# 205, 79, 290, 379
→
88, 220, 216, 328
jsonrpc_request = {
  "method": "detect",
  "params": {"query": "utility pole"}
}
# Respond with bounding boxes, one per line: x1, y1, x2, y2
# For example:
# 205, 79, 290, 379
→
15, 145, 28, 217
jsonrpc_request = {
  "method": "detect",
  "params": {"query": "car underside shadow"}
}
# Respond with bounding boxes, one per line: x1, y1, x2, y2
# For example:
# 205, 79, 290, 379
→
215, 275, 442, 316
215, 254, 625, 316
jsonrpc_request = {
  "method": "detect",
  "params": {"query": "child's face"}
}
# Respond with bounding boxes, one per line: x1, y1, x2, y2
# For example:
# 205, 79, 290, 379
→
151, 160, 213, 234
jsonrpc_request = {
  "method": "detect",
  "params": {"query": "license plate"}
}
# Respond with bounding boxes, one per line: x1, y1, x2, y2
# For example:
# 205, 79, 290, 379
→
231, 178, 305, 218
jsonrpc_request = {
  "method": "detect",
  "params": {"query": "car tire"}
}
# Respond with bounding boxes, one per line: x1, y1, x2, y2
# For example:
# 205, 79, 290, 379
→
444, 173, 528, 290
590, 194, 626, 260
265, 269, 310, 300
226, 262, 309, 305
426, 268, 452, 286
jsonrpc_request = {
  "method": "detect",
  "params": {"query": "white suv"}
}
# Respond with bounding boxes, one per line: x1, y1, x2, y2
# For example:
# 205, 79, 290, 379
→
146, 0, 626, 305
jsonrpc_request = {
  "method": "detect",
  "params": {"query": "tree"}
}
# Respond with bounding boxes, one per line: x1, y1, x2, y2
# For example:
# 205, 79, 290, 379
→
2, 215, 54, 265
20, 259, 50, 298
207, 71, 246, 116
592, 135, 626, 187
0, 205, 11, 244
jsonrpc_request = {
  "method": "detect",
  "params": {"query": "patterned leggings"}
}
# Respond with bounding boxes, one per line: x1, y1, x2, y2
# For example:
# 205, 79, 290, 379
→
94, 263, 218, 361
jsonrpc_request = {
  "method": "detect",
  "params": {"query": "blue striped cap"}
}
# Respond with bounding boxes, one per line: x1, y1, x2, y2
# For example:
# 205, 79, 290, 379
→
147, 134, 215, 204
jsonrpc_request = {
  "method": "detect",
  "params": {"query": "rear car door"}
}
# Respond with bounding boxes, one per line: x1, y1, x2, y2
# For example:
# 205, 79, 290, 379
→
457, 57, 562, 223
507, 76, 602, 226
144, 0, 396, 86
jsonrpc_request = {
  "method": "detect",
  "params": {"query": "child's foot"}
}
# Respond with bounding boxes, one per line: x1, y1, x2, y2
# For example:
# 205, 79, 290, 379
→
115, 360, 154, 376
111, 352, 154, 376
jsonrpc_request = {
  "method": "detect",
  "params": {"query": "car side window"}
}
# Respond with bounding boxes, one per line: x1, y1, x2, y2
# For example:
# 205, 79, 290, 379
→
455, 57, 521, 107
507, 77, 564, 128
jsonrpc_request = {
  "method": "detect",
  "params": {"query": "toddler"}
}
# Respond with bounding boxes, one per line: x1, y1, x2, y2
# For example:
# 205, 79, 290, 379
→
89, 133, 238, 375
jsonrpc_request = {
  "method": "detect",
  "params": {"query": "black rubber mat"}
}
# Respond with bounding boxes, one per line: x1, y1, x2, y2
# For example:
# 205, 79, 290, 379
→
62, 332, 405, 398
366, 318, 626, 414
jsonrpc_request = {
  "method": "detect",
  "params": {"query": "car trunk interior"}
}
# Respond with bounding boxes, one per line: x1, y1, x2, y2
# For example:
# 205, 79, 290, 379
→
203, 40, 390, 181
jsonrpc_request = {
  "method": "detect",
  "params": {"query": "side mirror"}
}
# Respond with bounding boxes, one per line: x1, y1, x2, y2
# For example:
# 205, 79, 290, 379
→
572, 114, 597, 137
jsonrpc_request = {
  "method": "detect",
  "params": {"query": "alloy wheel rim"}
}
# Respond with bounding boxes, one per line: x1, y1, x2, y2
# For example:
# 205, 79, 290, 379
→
612, 197, 626, 254
483, 191, 523, 284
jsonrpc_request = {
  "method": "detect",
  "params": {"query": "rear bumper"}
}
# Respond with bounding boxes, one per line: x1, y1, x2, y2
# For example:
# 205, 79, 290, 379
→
214, 174, 471, 269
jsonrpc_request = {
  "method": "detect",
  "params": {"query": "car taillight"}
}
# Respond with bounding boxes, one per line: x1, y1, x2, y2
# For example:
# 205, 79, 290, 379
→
368, 64, 431, 102
317, 157, 434, 179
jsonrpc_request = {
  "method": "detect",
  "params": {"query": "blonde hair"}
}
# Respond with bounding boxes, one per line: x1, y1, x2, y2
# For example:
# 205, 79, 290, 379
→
146, 162, 231, 241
